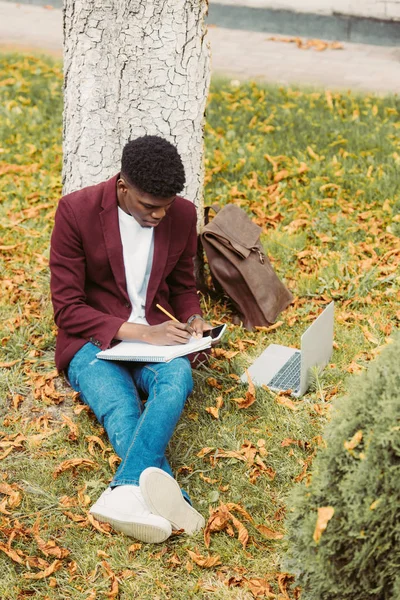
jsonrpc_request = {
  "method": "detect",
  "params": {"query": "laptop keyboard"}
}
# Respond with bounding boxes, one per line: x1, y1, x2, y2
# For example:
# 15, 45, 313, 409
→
268, 352, 301, 392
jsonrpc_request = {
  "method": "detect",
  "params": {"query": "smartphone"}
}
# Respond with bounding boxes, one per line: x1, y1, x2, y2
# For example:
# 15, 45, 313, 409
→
202, 324, 227, 342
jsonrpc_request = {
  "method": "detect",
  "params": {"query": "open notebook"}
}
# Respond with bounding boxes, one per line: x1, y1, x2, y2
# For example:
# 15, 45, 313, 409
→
96, 335, 212, 363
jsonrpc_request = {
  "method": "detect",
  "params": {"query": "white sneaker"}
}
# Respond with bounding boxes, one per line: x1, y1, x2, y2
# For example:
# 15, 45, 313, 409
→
139, 468, 205, 534
89, 485, 172, 543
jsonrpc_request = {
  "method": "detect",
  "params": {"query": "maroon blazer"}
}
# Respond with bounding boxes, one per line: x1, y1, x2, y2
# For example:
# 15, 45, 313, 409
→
50, 174, 202, 372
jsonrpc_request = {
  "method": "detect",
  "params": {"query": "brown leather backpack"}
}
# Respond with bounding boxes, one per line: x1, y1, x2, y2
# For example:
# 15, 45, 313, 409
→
197, 204, 293, 330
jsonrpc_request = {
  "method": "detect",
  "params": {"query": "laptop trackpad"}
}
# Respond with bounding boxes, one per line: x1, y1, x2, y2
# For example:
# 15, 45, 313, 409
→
241, 344, 297, 387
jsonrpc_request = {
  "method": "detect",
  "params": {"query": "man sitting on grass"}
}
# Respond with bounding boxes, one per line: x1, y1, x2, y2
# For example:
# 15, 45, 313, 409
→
50, 135, 206, 543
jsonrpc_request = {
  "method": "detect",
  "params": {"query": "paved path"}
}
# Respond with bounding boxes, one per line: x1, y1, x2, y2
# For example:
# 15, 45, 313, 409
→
0, 1, 399, 94
208, 27, 400, 94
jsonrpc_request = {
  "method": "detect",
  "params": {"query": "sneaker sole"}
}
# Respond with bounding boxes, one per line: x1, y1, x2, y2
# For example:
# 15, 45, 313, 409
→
139, 468, 205, 534
90, 508, 171, 543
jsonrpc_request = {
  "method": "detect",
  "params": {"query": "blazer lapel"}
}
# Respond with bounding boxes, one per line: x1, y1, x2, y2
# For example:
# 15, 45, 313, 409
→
146, 213, 171, 312
100, 175, 129, 301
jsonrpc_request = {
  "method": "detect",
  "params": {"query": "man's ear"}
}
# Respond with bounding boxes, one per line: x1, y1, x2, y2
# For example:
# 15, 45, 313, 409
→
117, 177, 128, 193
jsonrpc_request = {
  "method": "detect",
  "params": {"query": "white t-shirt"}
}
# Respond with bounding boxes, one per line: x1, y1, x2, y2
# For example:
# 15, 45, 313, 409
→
118, 207, 154, 325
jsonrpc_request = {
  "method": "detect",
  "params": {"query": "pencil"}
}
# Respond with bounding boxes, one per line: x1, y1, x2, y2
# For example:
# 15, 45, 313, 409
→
156, 303, 179, 322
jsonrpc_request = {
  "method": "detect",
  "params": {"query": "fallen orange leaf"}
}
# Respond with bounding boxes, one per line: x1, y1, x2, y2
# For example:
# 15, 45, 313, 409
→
23, 559, 63, 580
187, 549, 221, 568
254, 320, 284, 332
275, 395, 302, 411
257, 524, 284, 540
0, 541, 24, 564
199, 472, 218, 484
53, 458, 97, 478
35, 536, 70, 559
61, 414, 79, 441
87, 513, 112, 535
0, 360, 20, 368
245, 577, 276, 598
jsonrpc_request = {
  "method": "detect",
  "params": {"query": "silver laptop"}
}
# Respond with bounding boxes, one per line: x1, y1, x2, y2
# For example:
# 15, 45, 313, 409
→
241, 302, 334, 397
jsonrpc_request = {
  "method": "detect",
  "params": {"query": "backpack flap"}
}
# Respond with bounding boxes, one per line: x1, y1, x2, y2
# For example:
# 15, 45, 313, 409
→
202, 204, 261, 259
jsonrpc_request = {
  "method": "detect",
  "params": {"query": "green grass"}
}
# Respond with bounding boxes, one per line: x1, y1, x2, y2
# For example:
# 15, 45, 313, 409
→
0, 53, 399, 599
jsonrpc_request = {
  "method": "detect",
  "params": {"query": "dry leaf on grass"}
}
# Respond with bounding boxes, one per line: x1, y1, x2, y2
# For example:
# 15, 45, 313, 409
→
294, 457, 313, 483
215, 449, 247, 463
277, 572, 294, 599
12, 394, 24, 409
231, 370, 256, 409
275, 394, 302, 411
361, 325, 380, 345
102, 560, 119, 598
197, 447, 215, 458
107, 576, 120, 598
226, 502, 254, 523
205, 395, 224, 420
212, 348, 239, 360
256, 524, 284, 540
254, 320, 283, 333
87, 435, 107, 456
346, 361, 363, 373
0, 497, 11, 514
35, 536, 70, 559
108, 454, 121, 469
204, 503, 250, 549
187, 549, 221, 568
53, 458, 97, 478
167, 553, 182, 567
0, 433, 26, 461
207, 377, 222, 389
87, 513, 112, 535
77, 483, 91, 507
205, 406, 219, 419
245, 577, 276, 598
62, 511, 87, 524
23, 559, 63, 580
199, 472, 218, 484
230, 513, 249, 549
204, 503, 233, 548
0, 482, 22, 508
0, 541, 24, 564
61, 413, 79, 441
0, 359, 20, 368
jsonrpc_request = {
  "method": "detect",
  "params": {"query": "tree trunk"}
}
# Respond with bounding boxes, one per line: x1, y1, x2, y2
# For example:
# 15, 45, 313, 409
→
63, 0, 210, 208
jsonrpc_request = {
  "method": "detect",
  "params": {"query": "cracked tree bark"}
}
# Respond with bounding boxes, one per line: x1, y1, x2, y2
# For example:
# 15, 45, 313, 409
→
63, 0, 210, 210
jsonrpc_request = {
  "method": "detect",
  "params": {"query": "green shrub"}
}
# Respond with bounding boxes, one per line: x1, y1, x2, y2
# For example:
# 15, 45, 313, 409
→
283, 332, 400, 600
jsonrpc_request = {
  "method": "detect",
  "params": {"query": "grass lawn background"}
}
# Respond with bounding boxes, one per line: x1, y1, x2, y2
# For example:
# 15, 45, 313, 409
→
0, 52, 399, 599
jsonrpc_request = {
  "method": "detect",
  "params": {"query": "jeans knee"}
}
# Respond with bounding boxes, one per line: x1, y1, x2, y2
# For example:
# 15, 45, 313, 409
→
169, 358, 193, 396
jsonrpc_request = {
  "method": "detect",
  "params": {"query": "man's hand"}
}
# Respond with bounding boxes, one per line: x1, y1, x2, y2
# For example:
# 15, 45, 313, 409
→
116, 318, 210, 346
144, 321, 192, 345
116, 320, 192, 345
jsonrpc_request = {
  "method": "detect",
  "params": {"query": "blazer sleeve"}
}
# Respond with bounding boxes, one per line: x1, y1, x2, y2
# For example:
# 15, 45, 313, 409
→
166, 208, 202, 322
49, 199, 126, 349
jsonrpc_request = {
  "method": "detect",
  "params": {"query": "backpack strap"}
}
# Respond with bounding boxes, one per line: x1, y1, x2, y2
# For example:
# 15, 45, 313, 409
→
204, 203, 220, 226
195, 204, 221, 294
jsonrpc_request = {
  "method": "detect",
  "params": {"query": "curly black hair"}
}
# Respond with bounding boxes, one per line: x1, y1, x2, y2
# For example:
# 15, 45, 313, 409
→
121, 135, 186, 198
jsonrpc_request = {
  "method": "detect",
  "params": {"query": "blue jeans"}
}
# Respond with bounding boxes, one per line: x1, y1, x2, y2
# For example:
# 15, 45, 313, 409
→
67, 343, 193, 493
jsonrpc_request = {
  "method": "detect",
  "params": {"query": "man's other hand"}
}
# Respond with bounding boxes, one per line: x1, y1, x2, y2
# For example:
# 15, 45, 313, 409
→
186, 315, 209, 339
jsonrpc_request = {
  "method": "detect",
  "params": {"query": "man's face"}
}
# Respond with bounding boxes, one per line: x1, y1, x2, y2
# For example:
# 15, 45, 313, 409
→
117, 178, 176, 228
